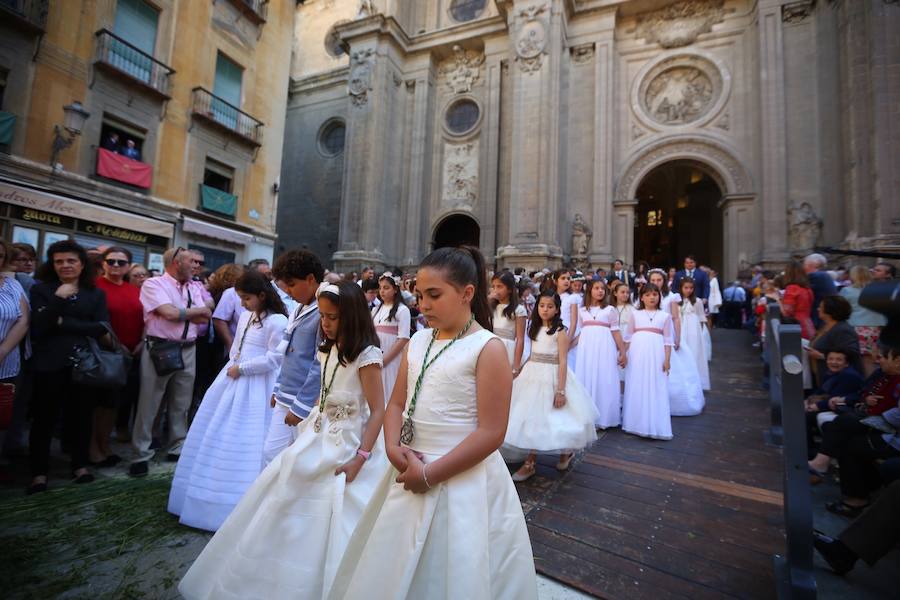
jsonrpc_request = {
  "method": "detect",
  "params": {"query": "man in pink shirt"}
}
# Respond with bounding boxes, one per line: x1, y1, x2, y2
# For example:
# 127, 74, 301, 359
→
129, 247, 213, 477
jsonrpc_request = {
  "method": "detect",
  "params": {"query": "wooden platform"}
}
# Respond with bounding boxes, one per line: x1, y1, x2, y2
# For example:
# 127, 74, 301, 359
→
518, 329, 784, 599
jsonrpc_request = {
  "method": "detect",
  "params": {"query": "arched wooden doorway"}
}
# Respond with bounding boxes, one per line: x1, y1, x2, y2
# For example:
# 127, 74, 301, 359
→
433, 214, 480, 249
633, 160, 724, 271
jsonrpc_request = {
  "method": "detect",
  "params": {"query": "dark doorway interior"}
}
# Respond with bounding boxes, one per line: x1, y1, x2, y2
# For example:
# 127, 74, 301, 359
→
433, 214, 480, 249
633, 161, 723, 272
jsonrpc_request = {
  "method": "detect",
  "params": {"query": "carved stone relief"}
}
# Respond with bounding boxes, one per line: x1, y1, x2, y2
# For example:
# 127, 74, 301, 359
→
788, 201, 822, 251
571, 213, 592, 260
438, 45, 485, 94
635, 54, 727, 128
357, 0, 377, 18
514, 4, 549, 74
633, 0, 727, 48
570, 43, 595, 65
348, 49, 375, 107
782, 0, 815, 23
442, 142, 479, 209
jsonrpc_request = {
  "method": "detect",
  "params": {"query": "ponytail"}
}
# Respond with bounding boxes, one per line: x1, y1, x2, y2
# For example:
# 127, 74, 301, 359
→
419, 245, 493, 331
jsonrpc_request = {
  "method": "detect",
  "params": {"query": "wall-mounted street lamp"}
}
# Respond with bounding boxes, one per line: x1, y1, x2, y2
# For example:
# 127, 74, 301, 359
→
49, 101, 91, 168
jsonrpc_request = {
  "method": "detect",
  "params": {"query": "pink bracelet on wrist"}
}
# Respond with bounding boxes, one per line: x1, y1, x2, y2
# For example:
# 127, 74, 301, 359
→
356, 448, 371, 461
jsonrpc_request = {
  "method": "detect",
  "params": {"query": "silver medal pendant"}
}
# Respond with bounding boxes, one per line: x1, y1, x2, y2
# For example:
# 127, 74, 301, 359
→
399, 417, 415, 445
313, 414, 322, 433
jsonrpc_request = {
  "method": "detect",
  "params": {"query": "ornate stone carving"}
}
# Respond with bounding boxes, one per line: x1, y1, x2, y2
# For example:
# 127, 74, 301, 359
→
438, 45, 485, 94
636, 54, 726, 127
571, 213, 593, 259
357, 0, 377, 18
615, 136, 751, 205
634, 0, 726, 49
631, 122, 647, 141
348, 49, 375, 107
716, 112, 730, 130
442, 142, 479, 208
782, 1, 815, 23
788, 201, 823, 252
514, 4, 549, 74
570, 43, 594, 65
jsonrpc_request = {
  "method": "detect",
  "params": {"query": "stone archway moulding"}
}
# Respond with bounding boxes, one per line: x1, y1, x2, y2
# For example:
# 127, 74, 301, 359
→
614, 134, 754, 205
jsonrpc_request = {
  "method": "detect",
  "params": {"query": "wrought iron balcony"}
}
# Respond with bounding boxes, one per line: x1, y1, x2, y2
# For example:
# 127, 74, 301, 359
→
94, 30, 174, 98
227, 0, 268, 24
0, 0, 49, 33
191, 87, 263, 146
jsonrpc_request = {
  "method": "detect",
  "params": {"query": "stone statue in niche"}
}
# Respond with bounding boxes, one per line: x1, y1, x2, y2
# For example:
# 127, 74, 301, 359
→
645, 66, 714, 125
443, 143, 478, 208
571, 213, 592, 262
439, 45, 485, 94
515, 4, 549, 74
788, 201, 823, 252
633, 0, 727, 48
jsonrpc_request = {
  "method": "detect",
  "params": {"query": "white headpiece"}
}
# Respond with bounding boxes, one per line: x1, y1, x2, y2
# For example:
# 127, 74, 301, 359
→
316, 282, 340, 299
379, 271, 401, 286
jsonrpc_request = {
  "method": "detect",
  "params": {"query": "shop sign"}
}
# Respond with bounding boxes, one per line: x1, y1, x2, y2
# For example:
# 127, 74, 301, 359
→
76, 221, 168, 247
11, 206, 75, 228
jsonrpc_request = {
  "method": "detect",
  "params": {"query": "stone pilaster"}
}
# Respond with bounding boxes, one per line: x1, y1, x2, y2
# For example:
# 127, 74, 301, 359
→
612, 199, 638, 269
718, 193, 757, 281
496, 0, 564, 269
400, 73, 435, 269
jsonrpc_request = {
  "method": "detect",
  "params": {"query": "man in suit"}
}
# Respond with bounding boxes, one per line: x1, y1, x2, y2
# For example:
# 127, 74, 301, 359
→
606, 259, 633, 290
803, 253, 837, 328
673, 255, 710, 302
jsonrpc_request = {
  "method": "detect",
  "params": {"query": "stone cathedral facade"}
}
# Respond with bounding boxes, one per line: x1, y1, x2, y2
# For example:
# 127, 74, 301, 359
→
277, 0, 900, 279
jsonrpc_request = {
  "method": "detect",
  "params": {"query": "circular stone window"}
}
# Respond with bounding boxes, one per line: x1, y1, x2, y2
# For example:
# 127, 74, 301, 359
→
449, 0, 487, 23
445, 99, 481, 136
318, 120, 346, 157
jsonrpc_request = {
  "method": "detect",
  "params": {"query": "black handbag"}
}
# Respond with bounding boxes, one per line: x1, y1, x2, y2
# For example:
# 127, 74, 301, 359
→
71, 323, 132, 389
147, 291, 191, 376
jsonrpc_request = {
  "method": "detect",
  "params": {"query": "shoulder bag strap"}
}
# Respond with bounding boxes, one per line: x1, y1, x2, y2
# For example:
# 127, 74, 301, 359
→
181, 287, 192, 340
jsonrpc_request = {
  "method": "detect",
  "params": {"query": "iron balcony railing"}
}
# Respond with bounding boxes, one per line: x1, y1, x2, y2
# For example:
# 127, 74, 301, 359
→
94, 29, 174, 98
0, 0, 49, 33
228, 0, 268, 23
191, 87, 263, 146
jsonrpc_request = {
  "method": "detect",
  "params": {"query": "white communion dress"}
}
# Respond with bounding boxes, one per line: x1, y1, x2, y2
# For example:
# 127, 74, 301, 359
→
574, 305, 623, 429
168, 311, 287, 532
328, 328, 538, 600
561, 292, 583, 369
614, 303, 634, 383
661, 293, 706, 417
676, 295, 711, 391
622, 309, 675, 440
179, 344, 388, 600
371, 302, 411, 403
493, 302, 527, 366
505, 327, 598, 453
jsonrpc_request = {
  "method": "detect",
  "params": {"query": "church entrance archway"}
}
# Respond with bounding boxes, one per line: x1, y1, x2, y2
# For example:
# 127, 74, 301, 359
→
633, 160, 723, 271
433, 214, 480, 249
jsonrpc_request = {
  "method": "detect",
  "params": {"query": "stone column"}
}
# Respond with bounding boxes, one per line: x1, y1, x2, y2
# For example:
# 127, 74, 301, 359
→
401, 72, 435, 269
612, 199, 637, 268
333, 37, 387, 272
719, 193, 757, 282
496, 0, 564, 269
757, 0, 790, 263
588, 11, 617, 268
481, 57, 504, 262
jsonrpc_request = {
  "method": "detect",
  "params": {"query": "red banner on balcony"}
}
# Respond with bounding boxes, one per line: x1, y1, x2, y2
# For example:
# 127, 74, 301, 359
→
96, 148, 152, 189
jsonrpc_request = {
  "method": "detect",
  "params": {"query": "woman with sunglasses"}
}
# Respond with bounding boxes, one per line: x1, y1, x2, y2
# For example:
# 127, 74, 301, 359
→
93, 247, 144, 457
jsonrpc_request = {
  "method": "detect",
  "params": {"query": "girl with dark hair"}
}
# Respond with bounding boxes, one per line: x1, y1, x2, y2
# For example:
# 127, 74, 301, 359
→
169, 269, 288, 531
490, 271, 526, 374
622, 283, 675, 440
676, 277, 711, 393
372, 272, 411, 403
180, 279, 387, 597
506, 289, 598, 481
555, 269, 582, 369
329, 245, 538, 600
27, 240, 109, 494
574, 279, 627, 429
612, 281, 634, 388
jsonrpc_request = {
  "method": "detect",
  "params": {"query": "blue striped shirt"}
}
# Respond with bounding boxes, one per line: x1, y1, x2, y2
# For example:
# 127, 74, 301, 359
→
0, 276, 27, 379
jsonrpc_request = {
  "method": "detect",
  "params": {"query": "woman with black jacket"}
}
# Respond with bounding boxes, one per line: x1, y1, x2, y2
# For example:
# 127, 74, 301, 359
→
28, 240, 109, 495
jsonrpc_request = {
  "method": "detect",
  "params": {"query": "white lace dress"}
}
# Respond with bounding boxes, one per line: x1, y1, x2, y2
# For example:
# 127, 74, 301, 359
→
168, 311, 287, 532
371, 302, 410, 404
622, 310, 675, 440
661, 293, 706, 417
328, 329, 538, 600
574, 305, 623, 428
493, 302, 527, 366
677, 296, 711, 391
561, 292, 583, 369
506, 328, 598, 453
179, 345, 388, 600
